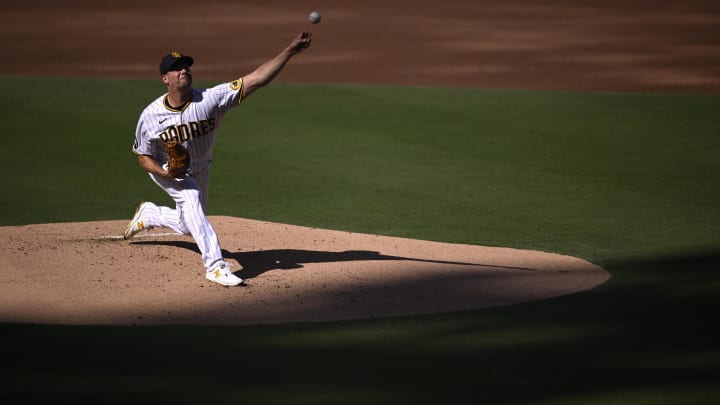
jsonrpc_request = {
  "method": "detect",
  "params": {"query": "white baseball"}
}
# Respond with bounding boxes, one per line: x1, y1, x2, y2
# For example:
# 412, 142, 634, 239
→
309, 11, 321, 24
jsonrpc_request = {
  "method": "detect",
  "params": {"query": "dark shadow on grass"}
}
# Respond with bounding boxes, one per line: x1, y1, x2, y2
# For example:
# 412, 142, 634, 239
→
1, 250, 719, 404
130, 240, 536, 279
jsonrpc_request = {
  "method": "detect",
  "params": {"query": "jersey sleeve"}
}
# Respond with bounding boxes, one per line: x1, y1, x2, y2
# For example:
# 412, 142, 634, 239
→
210, 78, 245, 113
132, 113, 154, 156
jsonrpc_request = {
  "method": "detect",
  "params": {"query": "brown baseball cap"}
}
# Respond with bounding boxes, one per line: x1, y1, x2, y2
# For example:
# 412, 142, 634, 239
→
159, 51, 194, 75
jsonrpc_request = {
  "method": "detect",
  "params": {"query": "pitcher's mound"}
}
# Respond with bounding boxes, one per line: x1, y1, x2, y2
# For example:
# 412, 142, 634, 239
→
0, 216, 609, 325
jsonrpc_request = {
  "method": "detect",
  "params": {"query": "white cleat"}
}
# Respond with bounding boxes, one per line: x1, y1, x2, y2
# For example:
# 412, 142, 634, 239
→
123, 202, 152, 240
206, 262, 244, 286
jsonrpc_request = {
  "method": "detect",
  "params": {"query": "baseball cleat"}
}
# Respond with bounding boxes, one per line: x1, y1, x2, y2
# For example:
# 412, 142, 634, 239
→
206, 262, 243, 286
123, 202, 151, 240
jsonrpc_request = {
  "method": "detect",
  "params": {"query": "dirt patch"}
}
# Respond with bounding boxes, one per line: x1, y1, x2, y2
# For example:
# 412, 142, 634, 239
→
0, 217, 609, 325
1, 0, 719, 93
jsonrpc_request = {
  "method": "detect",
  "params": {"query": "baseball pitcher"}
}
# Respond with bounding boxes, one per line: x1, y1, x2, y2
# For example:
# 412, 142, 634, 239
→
124, 32, 312, 286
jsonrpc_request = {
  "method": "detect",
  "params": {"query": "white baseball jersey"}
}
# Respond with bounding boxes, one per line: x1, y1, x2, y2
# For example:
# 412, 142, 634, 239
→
130, 78, 245, 271
132, 78, 245, 174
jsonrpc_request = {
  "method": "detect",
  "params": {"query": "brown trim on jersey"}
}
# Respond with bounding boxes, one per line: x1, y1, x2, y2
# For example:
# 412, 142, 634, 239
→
238, 77, 245, 104
228, 77, 245, 104
163, 94, 191, 112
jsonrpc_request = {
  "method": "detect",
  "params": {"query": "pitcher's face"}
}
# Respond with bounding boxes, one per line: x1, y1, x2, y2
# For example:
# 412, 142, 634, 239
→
162, 65, 192, 90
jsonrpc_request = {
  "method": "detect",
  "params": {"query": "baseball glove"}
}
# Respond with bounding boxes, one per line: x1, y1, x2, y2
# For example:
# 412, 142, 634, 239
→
165, 140, 190, 178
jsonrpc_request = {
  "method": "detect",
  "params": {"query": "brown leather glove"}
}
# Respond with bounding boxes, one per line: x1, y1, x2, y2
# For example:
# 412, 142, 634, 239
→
164, 140, 190, 178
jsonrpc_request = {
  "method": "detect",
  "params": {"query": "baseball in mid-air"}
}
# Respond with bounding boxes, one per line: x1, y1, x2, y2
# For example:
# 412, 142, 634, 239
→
309, 11, 321, 24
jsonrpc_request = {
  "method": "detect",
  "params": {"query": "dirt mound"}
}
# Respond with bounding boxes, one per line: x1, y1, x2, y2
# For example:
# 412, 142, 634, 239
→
0, 217, 609, 325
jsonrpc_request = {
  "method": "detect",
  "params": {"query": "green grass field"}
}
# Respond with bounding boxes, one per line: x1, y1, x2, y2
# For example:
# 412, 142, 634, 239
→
1, 77, 719, 403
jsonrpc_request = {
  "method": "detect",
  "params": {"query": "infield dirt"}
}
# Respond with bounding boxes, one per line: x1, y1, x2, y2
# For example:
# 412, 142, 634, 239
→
2, 0, 719, 93
0, 218, 609, 325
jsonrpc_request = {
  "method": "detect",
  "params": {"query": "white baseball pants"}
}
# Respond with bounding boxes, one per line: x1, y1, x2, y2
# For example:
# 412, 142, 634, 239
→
143, 169, 223, 271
